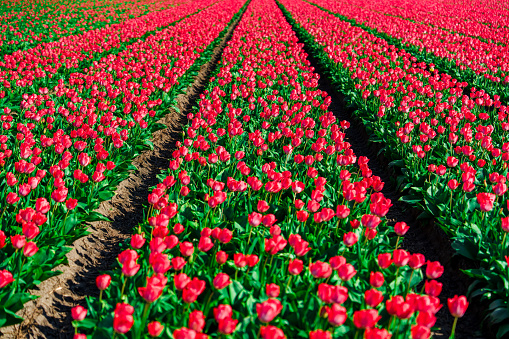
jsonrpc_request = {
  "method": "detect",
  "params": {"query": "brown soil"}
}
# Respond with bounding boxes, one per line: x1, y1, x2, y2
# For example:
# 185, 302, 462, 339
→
300, 46, 486, 337
1, 16, 241, 339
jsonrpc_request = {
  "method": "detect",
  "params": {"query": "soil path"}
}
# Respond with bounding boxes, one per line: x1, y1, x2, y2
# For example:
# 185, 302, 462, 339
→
299, 44, 486, 338
2, 16, 242, 339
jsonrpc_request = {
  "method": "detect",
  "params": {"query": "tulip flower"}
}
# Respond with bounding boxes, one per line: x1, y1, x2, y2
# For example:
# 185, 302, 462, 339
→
148, 321, 164, 337
353, 309, 381, 329
218, 317, 238, 335
309, 330, 331, 339
266, 283, 280, 298
213, 273, 231, 290
448, 295, 469, 337
71, 306, 87, 321
260, 326, 286, 339
257, 299, 283, 323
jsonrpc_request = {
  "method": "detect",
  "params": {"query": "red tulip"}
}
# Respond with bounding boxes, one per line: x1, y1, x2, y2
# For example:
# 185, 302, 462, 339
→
96, 274, 111, 290
260, 326, 286, 339
288, 259, 303, 275
336, 205, 350, 219
258, 200, 270, 212
369, 272, 384, 288
23, 242, 38, 257
477, 192, 496, 212
409, 253, 426, 269
249, 212, 263, 227
361, 214, 381, 229
0, 270, 14, 288
394, 221, 410, 236
138, 274, 167, 303
11, 235, 26, 249
425, 261, 444, 279
353, 309, 380, 329
309, 261, 332, 279
130, 234, 146, 249
148, 321, 164, 337
325, 303, 347, 326
266, 283, 280, 298
256, 299, 283, 323
337, 263, 356, 281
365, 328, 391, 339
448, 295, 468, 318
364, 289, 384, 307
343, 232, 358, 247
113, 303, 134, 334
501, 217, 509, 232
180, 242, 194, 257
71, 306, 87, 321
411, 325, 431, 339
174, 273, 191, 290
214, 304, 233, 322
425, 280, 442, 297
188, 310, 205, 332
416, 311, 436, 328
218, 317, 238, 334
66, 198, 78, 210
309, 330, 331, 339
393, 249, 410, 267
121, 259, 140, 277
213, 273, 231, 290
173, 328, 197, 339
216, 251, 228, 265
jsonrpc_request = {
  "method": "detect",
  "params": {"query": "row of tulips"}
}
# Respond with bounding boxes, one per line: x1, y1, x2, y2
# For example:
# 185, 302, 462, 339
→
0, 0, 181, 55
333, 0, 509, 47
0, 0, 244, 328
0, 0, 212, 107
76, 0, 465, 337
303, 0, 509, 103
278, 0, 509, 336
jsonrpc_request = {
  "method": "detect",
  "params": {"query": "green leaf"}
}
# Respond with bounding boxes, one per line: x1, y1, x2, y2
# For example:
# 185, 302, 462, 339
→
85, 211, 110, 222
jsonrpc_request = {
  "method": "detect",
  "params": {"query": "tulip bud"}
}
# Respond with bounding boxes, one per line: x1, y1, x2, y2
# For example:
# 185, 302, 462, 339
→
131, 234, 146, 249
425, 261, 444, 279
265, 283, 280, 298
148, 321, 164, 337
216, 251, 228, 265
369, 271, 384, 288
213, 273, 231, 290
96, 274, 111, 290
23, 242, 38, 257
71, 306, 87, 321
188, 310, 205, 332
288, 259, 303, 275
394, 221, 410, 236
448, 295, 468, 318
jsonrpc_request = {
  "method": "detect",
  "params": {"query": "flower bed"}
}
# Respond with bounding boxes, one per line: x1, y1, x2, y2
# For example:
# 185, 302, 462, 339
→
305, 0, 509, 102
0, 0, 244, 327
278, 0, 509, 335
76, 0, 459, 337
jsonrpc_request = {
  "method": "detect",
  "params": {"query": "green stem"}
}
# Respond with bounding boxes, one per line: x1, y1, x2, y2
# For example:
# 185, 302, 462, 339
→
449, 317, 458, 339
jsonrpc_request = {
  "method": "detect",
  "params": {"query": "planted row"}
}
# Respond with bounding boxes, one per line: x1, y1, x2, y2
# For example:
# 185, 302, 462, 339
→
0, 0, 244, 328
76, 0, 462, 338
279, 0, 509, 336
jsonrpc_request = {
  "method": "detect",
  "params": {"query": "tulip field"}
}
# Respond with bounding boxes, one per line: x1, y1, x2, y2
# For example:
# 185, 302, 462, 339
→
2, 0, 509, 337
